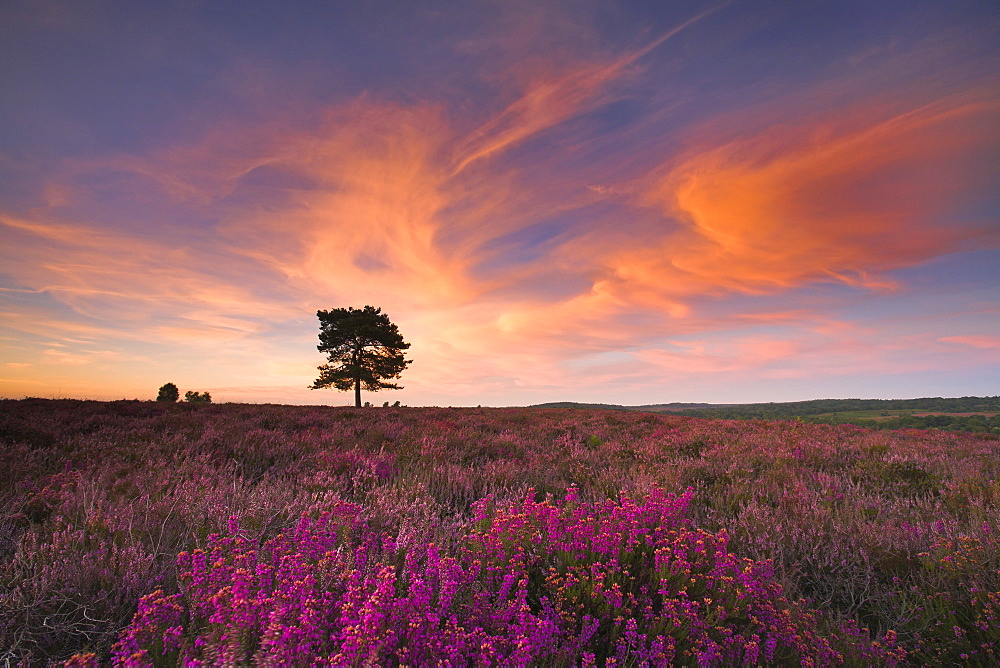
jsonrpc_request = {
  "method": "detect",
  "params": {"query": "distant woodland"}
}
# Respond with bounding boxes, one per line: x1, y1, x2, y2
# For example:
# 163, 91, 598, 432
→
533, 396, 1000, 434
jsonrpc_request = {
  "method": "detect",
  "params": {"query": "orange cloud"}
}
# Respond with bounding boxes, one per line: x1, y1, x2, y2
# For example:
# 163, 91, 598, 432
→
597, 92, 1000, 304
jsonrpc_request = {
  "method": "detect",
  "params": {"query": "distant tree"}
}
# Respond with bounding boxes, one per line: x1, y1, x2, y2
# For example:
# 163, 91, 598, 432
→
309, 305, 411, 407
184, 391, 212, 403
156, 383, 179, 403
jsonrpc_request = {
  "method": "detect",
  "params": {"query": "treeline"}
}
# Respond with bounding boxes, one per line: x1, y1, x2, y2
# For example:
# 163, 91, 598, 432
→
672, 396, 1000, 434
675, 396, 998, 418
537, 397, 1000, 434
802, 412, 1000, 433
532, 401, 632, 411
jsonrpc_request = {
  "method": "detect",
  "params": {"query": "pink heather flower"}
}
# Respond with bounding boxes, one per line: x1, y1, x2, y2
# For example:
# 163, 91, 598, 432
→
112, 487, 903, 666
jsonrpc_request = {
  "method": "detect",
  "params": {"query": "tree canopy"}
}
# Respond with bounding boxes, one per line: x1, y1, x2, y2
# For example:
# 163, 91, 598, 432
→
184, 391, 212, 403
309, 306, 411, 407
156, 383, 178, 402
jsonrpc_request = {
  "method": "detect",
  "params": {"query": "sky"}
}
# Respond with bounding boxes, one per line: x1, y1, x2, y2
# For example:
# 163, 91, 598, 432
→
1, 0, 998, 407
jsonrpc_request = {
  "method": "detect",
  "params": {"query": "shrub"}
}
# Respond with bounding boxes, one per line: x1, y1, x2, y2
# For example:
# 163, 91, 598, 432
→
111, 490, 904, 666
2, 401, 996, 664
155, 384, 178, 403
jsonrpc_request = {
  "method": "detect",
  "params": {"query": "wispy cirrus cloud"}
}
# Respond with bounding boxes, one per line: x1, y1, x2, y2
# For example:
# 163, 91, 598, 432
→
451, 5, 724, 175
940, 336, 1000, 350
1, 1, 997, 404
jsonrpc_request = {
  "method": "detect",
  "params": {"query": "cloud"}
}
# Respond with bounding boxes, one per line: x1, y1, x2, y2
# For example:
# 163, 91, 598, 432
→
598, 92, 1000, 305
1, 2, 997, 404
0, 213, 297, 345
451, 5, 722, 174
940, 336, 1000, 350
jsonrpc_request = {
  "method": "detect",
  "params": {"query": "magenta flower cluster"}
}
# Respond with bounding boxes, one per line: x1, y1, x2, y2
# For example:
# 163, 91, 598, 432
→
112, 488, 902, 666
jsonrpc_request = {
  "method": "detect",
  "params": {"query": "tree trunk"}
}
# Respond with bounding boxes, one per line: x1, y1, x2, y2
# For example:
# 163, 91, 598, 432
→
354, 346, 361, 407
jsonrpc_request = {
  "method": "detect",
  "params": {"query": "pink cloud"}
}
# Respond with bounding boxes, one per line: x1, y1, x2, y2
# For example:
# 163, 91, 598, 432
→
940, 336, 1000, 350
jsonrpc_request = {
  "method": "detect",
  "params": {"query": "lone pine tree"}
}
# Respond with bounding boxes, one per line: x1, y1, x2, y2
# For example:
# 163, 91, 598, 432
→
309, 306, 411, 407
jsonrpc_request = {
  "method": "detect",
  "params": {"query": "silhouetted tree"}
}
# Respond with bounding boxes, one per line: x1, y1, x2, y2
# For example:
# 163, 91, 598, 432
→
156, 383, 179, 402
309, 306, 411, 407
184, 391, 212, 403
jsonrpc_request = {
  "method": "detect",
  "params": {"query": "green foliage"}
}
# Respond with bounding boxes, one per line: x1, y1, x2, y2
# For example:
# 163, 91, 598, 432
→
852, 460, 942, 497
183, 391, 211, 404
677, 438, 708, 458
155, 383, 178, 403
539, 397, 1000, 434
829, 412, 1000, 434
902, 535, 1000, 663
309, 305, 411, 407
673, 396, 1000, 432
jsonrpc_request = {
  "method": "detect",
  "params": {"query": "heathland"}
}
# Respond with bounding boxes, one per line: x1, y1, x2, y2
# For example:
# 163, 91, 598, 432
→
1, 399, 998, 665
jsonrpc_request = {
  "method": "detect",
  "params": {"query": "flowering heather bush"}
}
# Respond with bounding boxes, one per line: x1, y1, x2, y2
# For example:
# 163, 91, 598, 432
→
1, 399, 998, 663
900, 531, 1000, 663
112, 490, 903, 666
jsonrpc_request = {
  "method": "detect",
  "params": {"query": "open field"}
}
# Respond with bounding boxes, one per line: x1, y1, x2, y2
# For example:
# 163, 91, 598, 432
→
2, 399, 999, 665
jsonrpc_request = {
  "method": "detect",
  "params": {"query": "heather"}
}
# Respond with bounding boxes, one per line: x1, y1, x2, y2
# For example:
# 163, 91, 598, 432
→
2, 399, 998, 665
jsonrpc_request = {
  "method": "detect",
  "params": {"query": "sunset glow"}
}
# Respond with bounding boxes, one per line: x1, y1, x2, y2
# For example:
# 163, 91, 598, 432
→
1, 1, 998, 405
